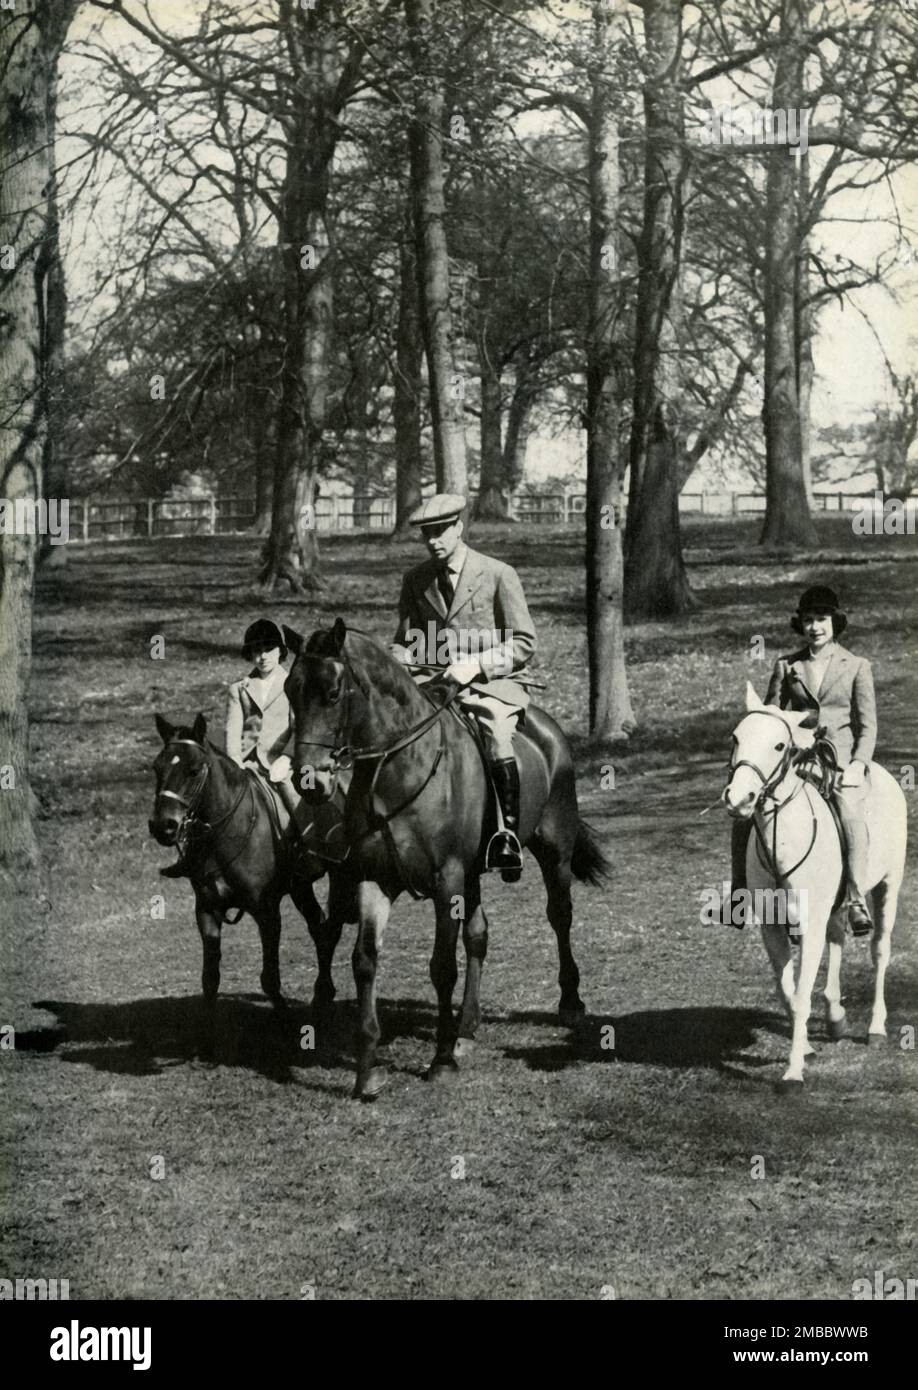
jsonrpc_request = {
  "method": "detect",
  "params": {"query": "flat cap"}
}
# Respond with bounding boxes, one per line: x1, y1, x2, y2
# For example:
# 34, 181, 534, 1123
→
408, 493, 467, 527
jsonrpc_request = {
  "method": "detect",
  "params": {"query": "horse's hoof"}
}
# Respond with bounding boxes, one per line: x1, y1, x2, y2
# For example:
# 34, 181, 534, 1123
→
453, 1037, 476, 1060
867, 1032, 887, 1050
827, 1015, 848, 1041
353, 1066, 388, 1101
427, 1058, 460, 1084
777, 1076, 805, 1093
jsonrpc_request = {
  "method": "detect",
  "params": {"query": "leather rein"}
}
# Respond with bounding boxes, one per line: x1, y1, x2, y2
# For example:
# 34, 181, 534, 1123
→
726, 711, 820, 883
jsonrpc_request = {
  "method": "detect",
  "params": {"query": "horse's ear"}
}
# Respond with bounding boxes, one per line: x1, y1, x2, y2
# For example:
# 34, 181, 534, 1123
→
783, 708, 816, 748
331, 617, 347, 653
192, 713, 207, 744
283, 624, 304, 656
745, 681, 764, 712
154, 713, 174, 744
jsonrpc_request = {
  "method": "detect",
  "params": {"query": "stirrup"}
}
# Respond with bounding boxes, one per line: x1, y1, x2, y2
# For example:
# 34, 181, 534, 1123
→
485, 828, 523, 879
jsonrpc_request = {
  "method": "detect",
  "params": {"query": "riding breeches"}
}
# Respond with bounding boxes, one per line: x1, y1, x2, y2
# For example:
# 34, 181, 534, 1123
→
455, 688, 522, 760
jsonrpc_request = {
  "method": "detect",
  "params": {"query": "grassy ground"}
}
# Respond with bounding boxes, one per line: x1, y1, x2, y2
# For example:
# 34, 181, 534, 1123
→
2, 514, 916, 1300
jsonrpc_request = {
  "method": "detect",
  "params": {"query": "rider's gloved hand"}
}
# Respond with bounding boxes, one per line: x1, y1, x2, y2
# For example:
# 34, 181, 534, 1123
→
269, 755, 293, 783
839, 760, 866, 788
390, 643, 413, 665
443, 658, 480, 687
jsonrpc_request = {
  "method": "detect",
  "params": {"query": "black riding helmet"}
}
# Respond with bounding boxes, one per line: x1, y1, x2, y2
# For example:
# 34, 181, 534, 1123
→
241, 618, 288, 662
790, 584, 848, 638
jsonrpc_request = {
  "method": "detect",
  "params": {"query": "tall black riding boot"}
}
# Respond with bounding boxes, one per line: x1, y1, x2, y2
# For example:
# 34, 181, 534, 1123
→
489, 757, 523, 883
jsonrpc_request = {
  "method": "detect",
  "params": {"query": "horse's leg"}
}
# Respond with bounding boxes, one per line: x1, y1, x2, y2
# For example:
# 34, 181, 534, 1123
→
783, 914, 828, 1085
351, 881, 391, 1100
823, 911, 848, 1039
256, 900, 284, 1008
195, 897, 222, 1058
455, 871, 488, 1056
290, 875, 343, 1021
867, 878, 898, 1045
530, 833, 585, 1024
760, 922, 796, 1028
428, 866, 464, 1082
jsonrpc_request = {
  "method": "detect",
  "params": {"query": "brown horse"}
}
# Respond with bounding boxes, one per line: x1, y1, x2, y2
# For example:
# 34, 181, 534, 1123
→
283, 620, 609, 1100
148, 713, 352, 1049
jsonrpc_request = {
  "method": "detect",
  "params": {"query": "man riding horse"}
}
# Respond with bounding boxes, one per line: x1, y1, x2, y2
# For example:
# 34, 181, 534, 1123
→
391, 493, 533, 881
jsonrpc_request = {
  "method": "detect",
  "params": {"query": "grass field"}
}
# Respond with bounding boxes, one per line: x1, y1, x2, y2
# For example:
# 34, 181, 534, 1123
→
2, 514, 916, 1300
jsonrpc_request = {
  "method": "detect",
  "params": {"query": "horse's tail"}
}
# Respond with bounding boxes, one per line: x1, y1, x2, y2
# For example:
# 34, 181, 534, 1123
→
571, 820, 610, 887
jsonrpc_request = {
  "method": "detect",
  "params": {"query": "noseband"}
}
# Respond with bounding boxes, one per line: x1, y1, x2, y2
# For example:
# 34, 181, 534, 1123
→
726, 711, 799, 807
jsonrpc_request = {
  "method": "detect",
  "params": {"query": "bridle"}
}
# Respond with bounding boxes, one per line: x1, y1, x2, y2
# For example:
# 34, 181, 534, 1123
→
291, 644, 461, 790
726, 710, 819, 883
726, 710, 801, 809
155, 738, 251, 860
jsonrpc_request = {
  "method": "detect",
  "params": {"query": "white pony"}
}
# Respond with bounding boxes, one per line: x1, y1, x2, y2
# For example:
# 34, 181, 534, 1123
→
723, 683, 907, 1086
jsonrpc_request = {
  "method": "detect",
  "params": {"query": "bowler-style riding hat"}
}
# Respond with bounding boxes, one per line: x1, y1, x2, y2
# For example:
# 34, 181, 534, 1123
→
408, 493, 467, 527
791, 585, 848, 637
241, 618, 288, 661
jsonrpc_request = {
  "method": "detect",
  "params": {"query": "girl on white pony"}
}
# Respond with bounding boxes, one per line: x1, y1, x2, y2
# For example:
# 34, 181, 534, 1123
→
731, 585, 876, 935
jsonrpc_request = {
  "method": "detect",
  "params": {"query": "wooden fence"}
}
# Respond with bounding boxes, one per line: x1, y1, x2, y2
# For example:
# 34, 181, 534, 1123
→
65, 489, 910, 541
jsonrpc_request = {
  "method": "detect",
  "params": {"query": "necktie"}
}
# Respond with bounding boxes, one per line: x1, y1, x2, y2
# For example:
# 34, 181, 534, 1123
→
437, 564, 454, 611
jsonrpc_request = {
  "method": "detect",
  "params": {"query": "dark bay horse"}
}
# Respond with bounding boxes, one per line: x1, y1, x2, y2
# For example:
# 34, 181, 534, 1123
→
148, 713, 352, 1046
283, 620, 609, 1099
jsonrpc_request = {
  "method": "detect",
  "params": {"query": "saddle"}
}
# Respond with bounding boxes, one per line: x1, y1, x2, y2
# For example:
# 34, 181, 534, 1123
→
247, 769, 345, 876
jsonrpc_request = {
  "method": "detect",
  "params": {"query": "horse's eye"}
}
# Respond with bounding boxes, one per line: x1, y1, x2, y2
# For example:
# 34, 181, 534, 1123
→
775, 742, 786, 751
328, 689, 341, 705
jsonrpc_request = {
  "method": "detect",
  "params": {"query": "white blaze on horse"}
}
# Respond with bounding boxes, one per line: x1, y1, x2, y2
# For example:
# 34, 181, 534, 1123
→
723, 682, 907, 1086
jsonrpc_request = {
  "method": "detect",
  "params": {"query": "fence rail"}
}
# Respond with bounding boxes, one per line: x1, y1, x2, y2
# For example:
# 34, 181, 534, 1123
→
66, 489, 914, 542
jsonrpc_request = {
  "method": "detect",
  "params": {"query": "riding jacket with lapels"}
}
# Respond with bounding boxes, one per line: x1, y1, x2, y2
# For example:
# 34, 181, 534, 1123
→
391, 545, 536, 708
764, 644, 877, 767
224, 665, 294, 769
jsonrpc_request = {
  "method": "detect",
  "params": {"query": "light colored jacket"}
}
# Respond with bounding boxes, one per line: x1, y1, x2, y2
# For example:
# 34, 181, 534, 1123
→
765, 644, 877, 766
224, 665, 293, 770
392, 546, 536, 707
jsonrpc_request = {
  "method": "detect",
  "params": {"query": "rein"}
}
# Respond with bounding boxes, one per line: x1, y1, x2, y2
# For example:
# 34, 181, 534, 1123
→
726, 711, 820, 884
157, 738, 254, 867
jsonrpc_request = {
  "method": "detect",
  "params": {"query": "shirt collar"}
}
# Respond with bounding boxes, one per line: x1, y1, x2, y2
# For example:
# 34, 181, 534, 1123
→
445, 541, 467, 577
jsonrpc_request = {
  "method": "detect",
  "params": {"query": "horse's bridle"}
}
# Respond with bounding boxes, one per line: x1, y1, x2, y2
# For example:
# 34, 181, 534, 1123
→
726, 709, 819, 883
292, 645, 461, 791
155, 738, 250, 855
726, 710, 799, 808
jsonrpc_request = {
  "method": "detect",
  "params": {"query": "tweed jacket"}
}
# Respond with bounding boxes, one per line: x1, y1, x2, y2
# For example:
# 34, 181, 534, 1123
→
764, 643, 877, 767
224, 665, 294, 770
391, 546, 536, 708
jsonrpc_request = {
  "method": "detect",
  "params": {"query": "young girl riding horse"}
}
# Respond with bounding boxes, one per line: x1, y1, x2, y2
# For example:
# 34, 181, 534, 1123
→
732, 584, 876, 935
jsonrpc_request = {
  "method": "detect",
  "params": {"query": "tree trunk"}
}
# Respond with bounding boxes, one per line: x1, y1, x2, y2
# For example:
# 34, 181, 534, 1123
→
624, 0, 694, 619
405, 0, 467, 497
260, 3, 338, 591
796, 152, 814, 508
760, 0, 816, 548
502, 365, 534, 493
37, 8, 70, 573
393, 210, 423, 535
0, 0, 76, 884
251, 421, 273, 535
586, 0, 635, 741
475, 349, 506, 520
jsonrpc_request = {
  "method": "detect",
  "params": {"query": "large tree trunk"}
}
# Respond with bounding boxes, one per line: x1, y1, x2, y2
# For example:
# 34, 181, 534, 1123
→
624, 0, 693, 619
475, 349, 506, 520
0, 0, 76, 884
760, 0, 816, 548
393, 209, 423, 535
405, 0, 467, 497
796, 152, 814, 508
260, 3, 338, 591
586, 0, 635, 741
503, 364, 535, 493
37, 9, 70, 574
251, 419, 273, 535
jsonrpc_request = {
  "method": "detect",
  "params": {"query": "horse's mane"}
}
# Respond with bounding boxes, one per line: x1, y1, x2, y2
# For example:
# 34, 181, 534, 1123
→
305, 626, 430, 711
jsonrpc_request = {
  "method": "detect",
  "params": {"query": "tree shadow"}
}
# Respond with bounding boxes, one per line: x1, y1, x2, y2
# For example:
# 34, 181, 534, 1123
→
21, 995, 356, 1086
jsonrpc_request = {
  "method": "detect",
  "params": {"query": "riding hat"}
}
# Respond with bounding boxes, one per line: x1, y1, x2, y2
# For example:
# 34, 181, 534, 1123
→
408, 493, 467, 528
790, 585, 847, 637
241, 618, 288, 662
